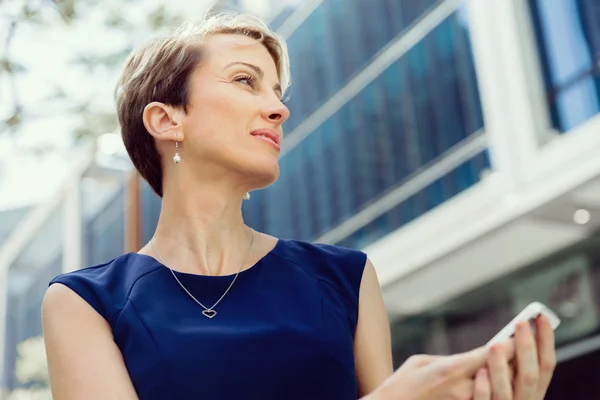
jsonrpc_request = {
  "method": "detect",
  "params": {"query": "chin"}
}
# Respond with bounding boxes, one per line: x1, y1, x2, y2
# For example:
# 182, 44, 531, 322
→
246, 157, 280, 189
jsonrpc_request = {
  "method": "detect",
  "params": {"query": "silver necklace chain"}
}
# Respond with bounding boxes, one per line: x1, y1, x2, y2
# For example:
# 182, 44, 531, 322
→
148, 229, 255, 319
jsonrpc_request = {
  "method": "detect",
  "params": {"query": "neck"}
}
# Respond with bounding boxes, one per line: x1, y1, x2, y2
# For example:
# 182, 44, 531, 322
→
150, 177, 252, 276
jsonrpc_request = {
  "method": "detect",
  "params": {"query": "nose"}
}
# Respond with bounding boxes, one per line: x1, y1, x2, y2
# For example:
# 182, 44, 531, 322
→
261, 96, 290, 125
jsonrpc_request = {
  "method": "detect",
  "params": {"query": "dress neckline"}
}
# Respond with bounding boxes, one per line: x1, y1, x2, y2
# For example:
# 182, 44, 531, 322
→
131, 238, 282, 280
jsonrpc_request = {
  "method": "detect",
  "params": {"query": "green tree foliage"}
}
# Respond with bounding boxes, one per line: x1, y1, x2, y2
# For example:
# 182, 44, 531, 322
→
0, 0, 203, 148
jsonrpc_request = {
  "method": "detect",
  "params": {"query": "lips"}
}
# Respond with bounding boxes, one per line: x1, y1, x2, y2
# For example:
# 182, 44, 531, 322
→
250, 129, 281, 150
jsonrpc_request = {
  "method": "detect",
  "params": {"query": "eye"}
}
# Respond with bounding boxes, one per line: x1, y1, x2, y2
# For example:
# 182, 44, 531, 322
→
235, 75, 257, 89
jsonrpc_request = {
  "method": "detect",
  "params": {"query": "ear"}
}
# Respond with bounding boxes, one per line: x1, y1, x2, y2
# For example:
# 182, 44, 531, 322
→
142, 102, 184, 142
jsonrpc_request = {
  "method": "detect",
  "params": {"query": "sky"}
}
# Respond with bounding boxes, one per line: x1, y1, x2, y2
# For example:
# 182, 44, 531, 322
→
0, 0, 278, 211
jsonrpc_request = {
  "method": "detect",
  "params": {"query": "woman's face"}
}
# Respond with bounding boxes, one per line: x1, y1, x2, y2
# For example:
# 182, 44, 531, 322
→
181, 33, 290, 189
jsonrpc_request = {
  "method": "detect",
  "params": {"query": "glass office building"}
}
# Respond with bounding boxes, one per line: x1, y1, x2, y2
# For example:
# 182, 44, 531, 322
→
371, 0, 600, 396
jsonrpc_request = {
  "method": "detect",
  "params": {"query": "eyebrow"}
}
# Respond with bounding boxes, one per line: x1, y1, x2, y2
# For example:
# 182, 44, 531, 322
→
224, 61, 282, 97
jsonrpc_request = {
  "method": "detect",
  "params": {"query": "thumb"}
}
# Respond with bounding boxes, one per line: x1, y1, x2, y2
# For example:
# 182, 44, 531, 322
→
450, 346, 489, 376
405, 354, 445, 368
427, 340, 516, 378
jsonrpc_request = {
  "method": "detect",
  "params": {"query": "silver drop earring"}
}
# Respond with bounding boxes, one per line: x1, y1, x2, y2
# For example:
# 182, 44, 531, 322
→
173, 141, 181, 164
243, 192, 250, 200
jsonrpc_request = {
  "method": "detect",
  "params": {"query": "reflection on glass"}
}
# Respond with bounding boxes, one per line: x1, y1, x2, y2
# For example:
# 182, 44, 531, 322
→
530, 0, 600, 132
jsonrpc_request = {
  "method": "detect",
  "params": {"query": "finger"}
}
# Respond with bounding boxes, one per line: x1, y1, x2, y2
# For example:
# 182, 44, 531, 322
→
498, 339, 517, 363
442, 340, 515, 379
535, 315, 557, 398
514, 321, 539, 399
473, 368, 491, 400
488, 339, 516, 363
488, 343, 513, 400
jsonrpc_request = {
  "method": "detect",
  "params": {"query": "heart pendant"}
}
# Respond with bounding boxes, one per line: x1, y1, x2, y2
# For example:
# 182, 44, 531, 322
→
202, 309, 217, 319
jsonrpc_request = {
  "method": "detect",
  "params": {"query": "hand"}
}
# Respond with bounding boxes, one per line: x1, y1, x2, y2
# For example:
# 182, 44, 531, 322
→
478, 314, 557, 400
367, 340, 516, 400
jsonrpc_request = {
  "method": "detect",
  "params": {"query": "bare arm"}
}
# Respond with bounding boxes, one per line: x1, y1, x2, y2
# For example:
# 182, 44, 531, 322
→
42, 283, 139, 400
354, 258, 394, 398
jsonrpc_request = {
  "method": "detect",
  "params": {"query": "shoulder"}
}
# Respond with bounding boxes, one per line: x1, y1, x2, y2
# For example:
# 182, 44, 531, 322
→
273, 239, 367, 268
47, 253, 162, 327
273, 239, 367, 264
273, 239, 368, 297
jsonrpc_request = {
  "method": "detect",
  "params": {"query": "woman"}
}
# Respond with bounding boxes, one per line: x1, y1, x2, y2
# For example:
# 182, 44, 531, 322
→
42, 12, 556, 400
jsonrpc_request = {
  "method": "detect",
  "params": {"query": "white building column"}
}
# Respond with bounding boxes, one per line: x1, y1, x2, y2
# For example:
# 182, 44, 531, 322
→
466, 0, 555, 192
503, 0, 559, 145
63, 178, 82, 274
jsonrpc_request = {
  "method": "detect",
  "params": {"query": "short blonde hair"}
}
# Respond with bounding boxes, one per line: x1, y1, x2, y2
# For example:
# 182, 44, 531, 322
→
115, 12, 290, 197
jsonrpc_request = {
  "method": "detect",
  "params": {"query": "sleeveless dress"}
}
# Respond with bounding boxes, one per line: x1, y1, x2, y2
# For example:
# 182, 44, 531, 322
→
49, 239, 367, 400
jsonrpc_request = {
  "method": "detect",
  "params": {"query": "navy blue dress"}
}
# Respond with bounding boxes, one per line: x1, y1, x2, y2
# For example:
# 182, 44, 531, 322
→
49, 239, 367, 399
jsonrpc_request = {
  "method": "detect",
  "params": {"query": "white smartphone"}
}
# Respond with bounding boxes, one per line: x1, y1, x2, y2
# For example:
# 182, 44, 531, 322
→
487, 302, 561, 346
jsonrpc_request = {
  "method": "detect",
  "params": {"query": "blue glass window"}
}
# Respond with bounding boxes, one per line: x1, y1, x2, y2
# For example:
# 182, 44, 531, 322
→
530, 0, 600, 132
337, 151, 490, 249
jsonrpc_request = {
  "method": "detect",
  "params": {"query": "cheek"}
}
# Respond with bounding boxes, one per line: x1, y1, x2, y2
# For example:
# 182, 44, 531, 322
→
188, 92, 254, 137
185, 109, 232, 145
183, 84, 268, 160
